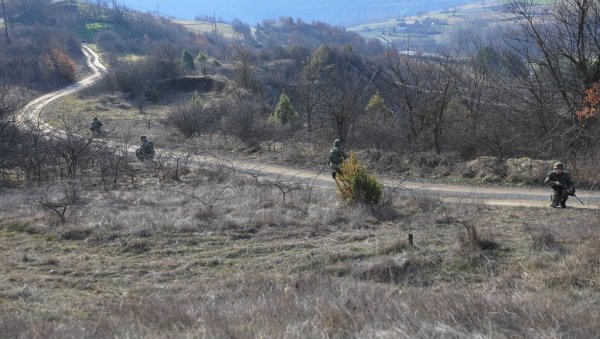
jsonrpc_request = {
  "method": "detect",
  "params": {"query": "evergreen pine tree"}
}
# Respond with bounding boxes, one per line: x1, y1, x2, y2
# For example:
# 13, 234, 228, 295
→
182, 49, 195, 71
366, 92, 392, 120
268, 93, 298, 126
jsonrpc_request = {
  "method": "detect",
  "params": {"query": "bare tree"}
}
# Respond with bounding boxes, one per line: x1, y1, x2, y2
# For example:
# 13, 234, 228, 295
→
383, 47, 461, 154
0, 76, 23, 177
49, 117, 94, 179
506, 0, 600, 121
232, 44, 256, 90
220, 84, 269, 147
501, 0, 600, 159
314, 45, 376, 143
295, 45, 329, 132
39, 179, 88, 223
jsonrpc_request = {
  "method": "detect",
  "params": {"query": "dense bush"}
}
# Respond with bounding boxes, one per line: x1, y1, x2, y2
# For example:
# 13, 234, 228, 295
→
336, 153, 383, 205
221, 94, 268, 147
38, 49, 76, 83
95, 30, 127, 54
166, 93, 221, 137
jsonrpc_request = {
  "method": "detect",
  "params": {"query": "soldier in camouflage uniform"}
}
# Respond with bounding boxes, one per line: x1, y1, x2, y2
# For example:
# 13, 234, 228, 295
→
329, 139, 346, 179
136, 135, 155, 161
90, 117, 103, 136
544, 162, 575, 208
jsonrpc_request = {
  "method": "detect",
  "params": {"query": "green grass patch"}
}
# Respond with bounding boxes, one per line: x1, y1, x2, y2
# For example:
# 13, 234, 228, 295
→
75, 21, 111, 41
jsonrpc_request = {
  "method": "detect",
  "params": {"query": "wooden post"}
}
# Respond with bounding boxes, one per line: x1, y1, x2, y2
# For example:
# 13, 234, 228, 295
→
408, 234, 414, 246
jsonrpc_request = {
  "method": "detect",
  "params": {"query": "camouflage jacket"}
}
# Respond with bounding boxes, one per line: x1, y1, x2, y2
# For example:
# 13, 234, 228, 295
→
544, 171, 574, 190
140, 140, 155, 154
329, 146, 346, 169
91, 120, 103, 131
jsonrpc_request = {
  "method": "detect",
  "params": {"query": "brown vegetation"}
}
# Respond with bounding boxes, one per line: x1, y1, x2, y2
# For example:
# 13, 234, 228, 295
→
3, 1, 600, 337
1, 165, 600, 337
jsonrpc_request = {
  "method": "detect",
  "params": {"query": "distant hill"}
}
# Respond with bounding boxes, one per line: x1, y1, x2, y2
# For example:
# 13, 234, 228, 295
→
349, 0, 510, 49
121, 0, 480, 26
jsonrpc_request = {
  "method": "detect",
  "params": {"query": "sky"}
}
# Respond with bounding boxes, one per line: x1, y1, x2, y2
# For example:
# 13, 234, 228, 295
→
117, 0, 472, 26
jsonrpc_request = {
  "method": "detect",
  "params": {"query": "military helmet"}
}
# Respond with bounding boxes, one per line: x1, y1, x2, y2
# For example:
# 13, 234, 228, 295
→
140, 135, 147, 141
93, 117, 98, 120
553, 162, 564, 170
334, 139, 342, 147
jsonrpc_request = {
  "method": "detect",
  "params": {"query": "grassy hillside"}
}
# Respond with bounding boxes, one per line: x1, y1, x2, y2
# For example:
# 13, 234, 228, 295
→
349, 0, 514, 46
1, 164, 599, 337
172, 19, 236, 39
123, 0, 476, 26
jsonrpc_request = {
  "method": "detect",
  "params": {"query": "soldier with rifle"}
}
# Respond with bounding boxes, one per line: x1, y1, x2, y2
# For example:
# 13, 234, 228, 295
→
329, 139, 347, 179
545, 162, 577, 208
136, 135, 155, 161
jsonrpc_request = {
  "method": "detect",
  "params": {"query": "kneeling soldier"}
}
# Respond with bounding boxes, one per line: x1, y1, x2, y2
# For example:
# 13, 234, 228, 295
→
545, 162, 575, 208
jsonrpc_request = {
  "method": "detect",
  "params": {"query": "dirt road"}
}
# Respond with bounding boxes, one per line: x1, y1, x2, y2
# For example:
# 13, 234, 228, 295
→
17, 45, 600, 209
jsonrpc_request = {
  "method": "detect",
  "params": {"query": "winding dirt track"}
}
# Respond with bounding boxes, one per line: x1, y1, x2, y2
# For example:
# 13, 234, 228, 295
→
17, 46, 600, 210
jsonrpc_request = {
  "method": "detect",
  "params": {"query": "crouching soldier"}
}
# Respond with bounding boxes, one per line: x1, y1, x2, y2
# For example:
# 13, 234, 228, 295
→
329, 139, 346, 179
545, 162, 575, 208
136, 135, 155, 161
90, 117, 103, 136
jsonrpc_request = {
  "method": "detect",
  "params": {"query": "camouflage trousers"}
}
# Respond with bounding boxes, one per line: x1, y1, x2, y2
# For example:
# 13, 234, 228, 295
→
330, 164, 342, 179
550, 189, 569, 207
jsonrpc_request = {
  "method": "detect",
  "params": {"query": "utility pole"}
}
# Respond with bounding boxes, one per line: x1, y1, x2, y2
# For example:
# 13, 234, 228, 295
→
213, 12, 217, 38
1, 0, 8, 45
156, 2, 159, 20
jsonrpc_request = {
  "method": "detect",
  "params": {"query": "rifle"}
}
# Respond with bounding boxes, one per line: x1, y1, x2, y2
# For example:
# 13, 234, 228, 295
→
559, 180, 585, 206
571, 192, 585, 205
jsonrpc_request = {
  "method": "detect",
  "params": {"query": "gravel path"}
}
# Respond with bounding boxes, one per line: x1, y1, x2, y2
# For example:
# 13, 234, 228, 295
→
17, 45, 600, 210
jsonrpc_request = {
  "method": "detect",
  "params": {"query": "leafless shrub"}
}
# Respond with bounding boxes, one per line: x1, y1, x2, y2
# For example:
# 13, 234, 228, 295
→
533, 230, 562, 252
357, 255, 420, 284
458, 221, 499, 252
96, 146, 128, 191
268, 175, 303, 204
404, 192, 441, 213
49, 116, 95, 179
523, 223, 564, 252
178, 183, 233, 218
165, 95, 223, 137
150, 152, 193, 182
220, 85, 270, 147
39, 180, 88, 223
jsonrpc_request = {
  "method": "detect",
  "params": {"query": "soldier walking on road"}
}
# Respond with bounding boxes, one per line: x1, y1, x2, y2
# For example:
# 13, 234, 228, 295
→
329, 139, 346, 179
545, 162, 576, 208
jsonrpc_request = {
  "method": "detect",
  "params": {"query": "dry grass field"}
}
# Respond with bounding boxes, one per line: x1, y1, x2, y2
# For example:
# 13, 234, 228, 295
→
1, 162, 600, 338
349, 1, 511, 45
172, 19, 237, 39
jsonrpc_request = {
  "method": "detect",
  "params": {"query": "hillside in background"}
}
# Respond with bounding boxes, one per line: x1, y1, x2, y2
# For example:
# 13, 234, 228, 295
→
121, 0, 478, 26
349, 0, 507, 50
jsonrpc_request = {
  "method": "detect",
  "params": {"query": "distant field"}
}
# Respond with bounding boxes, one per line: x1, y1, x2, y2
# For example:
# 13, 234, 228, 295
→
349, 0, 520, 45
173, 19, 236, 39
